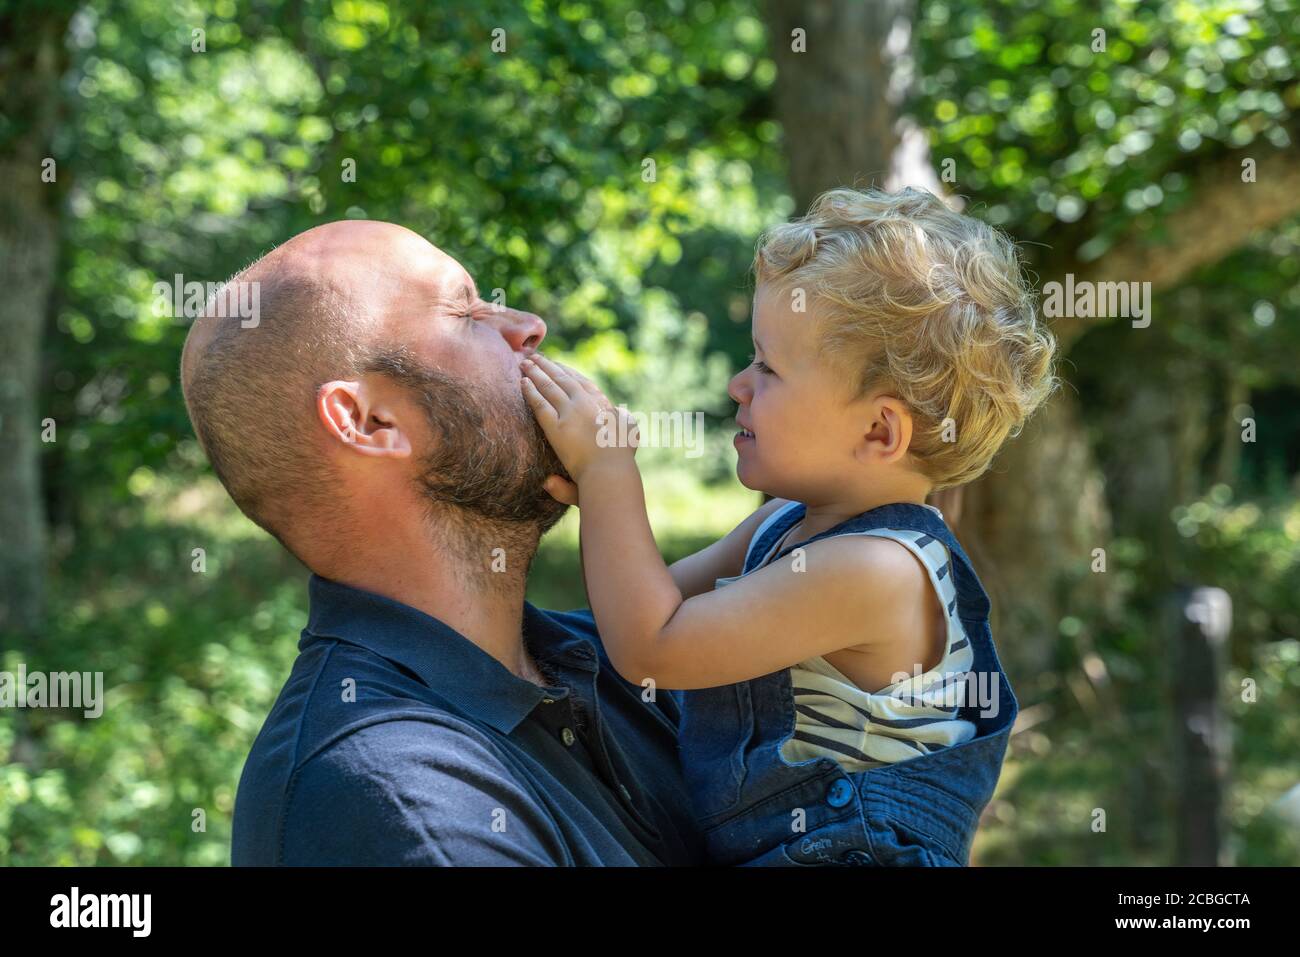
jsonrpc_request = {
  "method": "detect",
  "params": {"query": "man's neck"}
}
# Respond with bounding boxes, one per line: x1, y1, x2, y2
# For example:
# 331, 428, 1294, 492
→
311, 515, 546, 683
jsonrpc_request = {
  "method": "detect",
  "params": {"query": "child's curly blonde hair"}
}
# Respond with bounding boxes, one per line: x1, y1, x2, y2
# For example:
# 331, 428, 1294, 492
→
754, 186, 1058, 490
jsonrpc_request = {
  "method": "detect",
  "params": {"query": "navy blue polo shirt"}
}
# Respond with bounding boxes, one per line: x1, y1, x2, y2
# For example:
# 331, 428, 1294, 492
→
231, 575, 706, 865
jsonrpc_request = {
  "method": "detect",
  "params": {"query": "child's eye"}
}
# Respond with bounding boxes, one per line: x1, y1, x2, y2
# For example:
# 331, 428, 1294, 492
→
748, 354, 774, 375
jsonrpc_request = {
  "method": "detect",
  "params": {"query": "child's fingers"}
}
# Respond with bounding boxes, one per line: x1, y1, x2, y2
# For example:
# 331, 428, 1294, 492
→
520, 376, 560, 426
521, 358, 570, 409
544, 357, 611, 408
567, 368, 609, 404
578, 378, 608, 404
542, 474, 579, 506
549, 357, 593, 387
528, 353, 584, 400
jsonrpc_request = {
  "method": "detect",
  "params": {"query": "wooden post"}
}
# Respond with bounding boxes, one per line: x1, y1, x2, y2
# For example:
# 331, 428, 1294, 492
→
1170, 586, 1233, 866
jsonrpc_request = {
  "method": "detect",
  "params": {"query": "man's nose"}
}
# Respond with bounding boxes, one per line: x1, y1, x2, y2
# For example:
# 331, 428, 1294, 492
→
484, 306, 546, 353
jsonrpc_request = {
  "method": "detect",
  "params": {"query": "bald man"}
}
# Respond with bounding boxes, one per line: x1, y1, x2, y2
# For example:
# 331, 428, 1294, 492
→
181, 221, 705, 865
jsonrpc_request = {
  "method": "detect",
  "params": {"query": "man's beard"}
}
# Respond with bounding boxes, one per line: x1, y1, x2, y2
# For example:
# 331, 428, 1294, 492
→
366, 350, 570, 541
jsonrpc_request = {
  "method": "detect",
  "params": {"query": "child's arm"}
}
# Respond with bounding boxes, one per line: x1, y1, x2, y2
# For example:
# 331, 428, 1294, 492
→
544, 456, 789, 601
667, 496, 790, 599
520, 353, 695, 662
522, 355, 928, 690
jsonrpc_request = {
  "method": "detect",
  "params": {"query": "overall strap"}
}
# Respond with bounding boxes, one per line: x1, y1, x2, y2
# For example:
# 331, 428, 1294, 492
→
742, 501, 805, 576
756, 501, 992, 623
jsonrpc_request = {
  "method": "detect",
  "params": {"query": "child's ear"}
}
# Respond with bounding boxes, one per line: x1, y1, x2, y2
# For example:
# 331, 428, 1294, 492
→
856, 394, 914, 465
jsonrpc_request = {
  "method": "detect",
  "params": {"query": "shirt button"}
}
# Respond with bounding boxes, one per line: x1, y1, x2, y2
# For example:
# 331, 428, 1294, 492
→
560, 727, 576, 746
826, 779, 854, 808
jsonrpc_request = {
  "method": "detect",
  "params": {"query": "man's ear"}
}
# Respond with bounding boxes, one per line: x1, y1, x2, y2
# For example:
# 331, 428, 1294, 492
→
317, 380, 413, 458
855, 394, 914, 465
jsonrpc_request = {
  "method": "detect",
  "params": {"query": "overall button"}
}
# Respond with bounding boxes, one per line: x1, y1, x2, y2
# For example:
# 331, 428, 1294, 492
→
560, 727, 576, 746
618, 784, 633, 803
541, 698, 555, 705
826, 779, 854, 808
841, 849, 873, 865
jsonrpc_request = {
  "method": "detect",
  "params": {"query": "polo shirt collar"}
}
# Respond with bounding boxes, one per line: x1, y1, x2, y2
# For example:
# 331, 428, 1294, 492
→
303, 574, 597, 735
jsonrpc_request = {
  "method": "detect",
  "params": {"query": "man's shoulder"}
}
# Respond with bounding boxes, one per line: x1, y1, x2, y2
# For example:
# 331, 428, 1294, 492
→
233, 638, 557, 865
235, 714, 565, 865
292, 715, 528, 813
245, 632, 522, 782
255, 636, 467, 754
304, 709, 512, 771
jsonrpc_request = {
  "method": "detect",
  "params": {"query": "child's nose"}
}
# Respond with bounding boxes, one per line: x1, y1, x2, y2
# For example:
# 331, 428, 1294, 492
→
727, 368, 751, 405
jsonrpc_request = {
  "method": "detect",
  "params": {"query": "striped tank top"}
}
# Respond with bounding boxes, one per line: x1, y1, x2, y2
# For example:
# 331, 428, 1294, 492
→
715, 501, 978, 773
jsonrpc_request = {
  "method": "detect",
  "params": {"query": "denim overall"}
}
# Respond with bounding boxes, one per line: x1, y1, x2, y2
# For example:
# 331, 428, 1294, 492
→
676, 501, 1017, 866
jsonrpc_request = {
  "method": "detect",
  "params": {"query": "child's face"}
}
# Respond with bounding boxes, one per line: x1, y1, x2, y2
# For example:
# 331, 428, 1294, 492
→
727, 284, 877, 504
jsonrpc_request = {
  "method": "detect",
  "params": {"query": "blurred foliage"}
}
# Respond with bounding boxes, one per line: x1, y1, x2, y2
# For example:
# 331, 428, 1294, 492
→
914, 0, 1300, 434
979, 494, 1300, 865
917, 0, 1300, 243
3, 0, 1298, 864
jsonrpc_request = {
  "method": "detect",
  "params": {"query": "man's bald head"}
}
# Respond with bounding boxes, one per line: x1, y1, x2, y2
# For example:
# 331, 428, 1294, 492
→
180, 222, 405, 552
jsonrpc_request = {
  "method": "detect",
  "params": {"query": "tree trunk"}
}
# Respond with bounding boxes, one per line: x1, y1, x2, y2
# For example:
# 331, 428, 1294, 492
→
952, 391, 1116, 676
0, 7, 70, 640
763, 0, 945, 209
